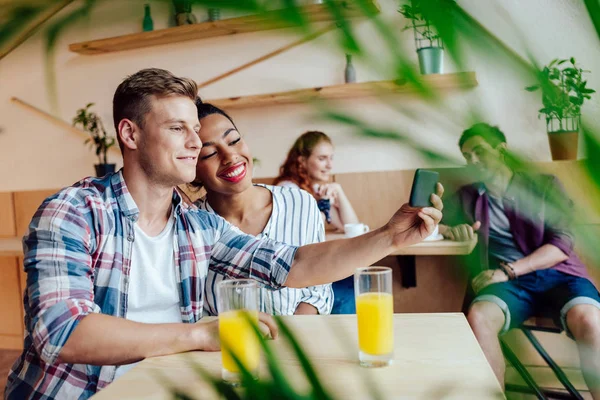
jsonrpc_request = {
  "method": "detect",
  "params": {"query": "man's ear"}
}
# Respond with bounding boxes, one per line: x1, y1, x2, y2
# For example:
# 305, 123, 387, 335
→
118, 119, 139, 151
496, 142, 509, 162
496, 142, 508, 153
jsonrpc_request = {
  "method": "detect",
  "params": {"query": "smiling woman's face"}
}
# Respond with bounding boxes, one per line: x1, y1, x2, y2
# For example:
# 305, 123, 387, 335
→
302, 140, 334, 184
194, 113, 253, 195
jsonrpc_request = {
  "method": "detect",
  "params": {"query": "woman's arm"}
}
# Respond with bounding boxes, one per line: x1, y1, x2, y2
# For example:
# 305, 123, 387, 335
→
317, 183, 358, 228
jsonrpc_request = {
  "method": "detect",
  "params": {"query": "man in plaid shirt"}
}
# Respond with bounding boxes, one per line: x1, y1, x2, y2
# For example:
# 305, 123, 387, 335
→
5, 68, 443, 400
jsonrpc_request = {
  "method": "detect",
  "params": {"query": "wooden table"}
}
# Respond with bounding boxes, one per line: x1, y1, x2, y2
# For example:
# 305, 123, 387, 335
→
92, 314, 503, 400
325, 232, 477, 256
326, 232, 477, 288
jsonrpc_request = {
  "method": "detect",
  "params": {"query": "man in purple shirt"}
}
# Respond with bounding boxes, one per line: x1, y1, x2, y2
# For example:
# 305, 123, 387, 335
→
440, 123, 600, 398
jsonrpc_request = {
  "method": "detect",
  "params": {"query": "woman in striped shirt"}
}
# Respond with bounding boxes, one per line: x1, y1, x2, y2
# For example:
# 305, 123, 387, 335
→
190, 102, 333, 316
274, 131, 360, 314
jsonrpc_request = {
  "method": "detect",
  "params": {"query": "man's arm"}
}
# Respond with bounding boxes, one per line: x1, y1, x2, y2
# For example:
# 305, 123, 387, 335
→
440, 221, 481, 241
509, 175, 575, 277
438, 188, 480, 241
59, 311, 280, 365
295, 302, 319, 315
59, 314, 217, 365
507, 175, 575, 276
207, 186, 443, 290
509, 244, 568, 277
286, 190, 443, 288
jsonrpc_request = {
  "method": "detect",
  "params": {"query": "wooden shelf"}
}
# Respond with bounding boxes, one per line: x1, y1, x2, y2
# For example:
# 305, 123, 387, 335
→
209, 71, 478, 110
69, 1, 380, 55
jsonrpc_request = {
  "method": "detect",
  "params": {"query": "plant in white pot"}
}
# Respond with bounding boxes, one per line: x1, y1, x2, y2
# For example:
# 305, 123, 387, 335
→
398, 0, 447, 75
526, 58, 595, 160
73, 102, 117, 177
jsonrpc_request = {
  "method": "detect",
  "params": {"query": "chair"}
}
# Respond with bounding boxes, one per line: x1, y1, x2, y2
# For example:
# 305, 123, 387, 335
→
501, 316, 584, 400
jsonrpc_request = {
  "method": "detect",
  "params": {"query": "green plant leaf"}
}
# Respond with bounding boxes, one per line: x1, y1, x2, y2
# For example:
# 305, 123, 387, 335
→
187, 357, 243, 400
240, 313, 298, 397
275, 317, 334, 400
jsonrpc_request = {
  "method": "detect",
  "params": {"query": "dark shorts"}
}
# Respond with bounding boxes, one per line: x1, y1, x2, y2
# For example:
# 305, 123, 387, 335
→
471, 269, 600, 338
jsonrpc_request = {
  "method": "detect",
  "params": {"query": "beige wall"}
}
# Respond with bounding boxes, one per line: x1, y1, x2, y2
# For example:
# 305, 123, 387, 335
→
0, 0, 599, 192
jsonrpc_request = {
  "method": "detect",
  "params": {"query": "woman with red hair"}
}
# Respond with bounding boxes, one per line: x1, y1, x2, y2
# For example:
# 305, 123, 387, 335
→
275, 131, 359, 313
274, 131, 359, 232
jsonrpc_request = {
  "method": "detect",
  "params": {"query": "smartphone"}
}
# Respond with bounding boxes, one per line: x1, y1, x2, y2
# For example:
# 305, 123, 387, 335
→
409, 169, 439, 207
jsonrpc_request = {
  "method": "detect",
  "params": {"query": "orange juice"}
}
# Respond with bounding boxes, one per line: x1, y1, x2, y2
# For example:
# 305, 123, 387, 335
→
356, 292, 394, 355
219, 310, 260, 373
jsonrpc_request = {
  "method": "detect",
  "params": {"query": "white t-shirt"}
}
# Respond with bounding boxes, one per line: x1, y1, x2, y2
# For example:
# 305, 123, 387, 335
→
116, 212, 182, 378
126, 216, 182, 324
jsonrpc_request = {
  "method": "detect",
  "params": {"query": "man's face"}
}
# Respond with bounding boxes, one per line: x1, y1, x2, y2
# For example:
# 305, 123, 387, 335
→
137, 95, 201, 186
460, 135, 506, 182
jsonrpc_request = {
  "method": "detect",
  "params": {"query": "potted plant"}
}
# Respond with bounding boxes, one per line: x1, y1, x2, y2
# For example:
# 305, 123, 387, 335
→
72, 102, 117, 177
526, 58, 596, 160
398, 0, 445, 75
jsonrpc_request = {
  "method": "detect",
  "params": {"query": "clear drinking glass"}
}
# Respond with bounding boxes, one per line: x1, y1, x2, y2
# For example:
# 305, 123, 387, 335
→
217, 279, 260, 385
354, 266, 394, 367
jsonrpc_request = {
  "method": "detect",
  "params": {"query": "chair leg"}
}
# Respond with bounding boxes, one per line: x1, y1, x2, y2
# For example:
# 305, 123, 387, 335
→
522, 328, 584, 400
501, 338, 548, 400
504, 384, 583, 400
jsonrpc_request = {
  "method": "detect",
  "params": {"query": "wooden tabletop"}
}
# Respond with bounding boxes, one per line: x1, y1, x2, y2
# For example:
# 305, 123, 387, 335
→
0, 237, 22, 257
93, 314, 503, 400
325, 232, 477, 256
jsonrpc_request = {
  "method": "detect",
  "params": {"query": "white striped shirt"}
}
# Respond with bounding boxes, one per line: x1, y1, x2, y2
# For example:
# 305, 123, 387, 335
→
196, 184, 333, 315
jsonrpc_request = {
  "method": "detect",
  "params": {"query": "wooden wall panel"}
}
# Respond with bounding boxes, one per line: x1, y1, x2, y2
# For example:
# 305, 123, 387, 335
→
253, 177, 276, 186
371, 255, 469, 314
574, 224, 600, 288
334, 170, 416, 230
533, 160, 600, 224
0, 336, 22, 350
0, 257, 24, 349
13, 190, 57, 237
0, 193, 16, 238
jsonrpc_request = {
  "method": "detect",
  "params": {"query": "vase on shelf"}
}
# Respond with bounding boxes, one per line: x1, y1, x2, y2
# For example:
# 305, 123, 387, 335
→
546, 115, 579, 160
208, 8, 221, 21
142, 4, 154, 32
173, 0, 197, 25
344, 54, 356, 83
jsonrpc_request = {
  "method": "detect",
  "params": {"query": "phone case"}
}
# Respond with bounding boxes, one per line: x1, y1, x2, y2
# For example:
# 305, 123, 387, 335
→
409, 169, 439, 207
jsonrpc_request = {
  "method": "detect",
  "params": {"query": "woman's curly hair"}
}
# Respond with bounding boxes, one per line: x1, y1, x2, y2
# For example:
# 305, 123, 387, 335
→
273, 131, 332, 196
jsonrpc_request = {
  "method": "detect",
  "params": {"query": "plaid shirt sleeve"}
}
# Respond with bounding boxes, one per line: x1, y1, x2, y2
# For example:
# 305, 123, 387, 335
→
200, 212, 298, 290
22, 190, 101, 365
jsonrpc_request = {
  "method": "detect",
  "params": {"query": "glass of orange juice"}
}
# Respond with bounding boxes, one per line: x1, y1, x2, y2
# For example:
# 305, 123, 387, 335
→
355, 266, 394, 367
217, 279, 260, 385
